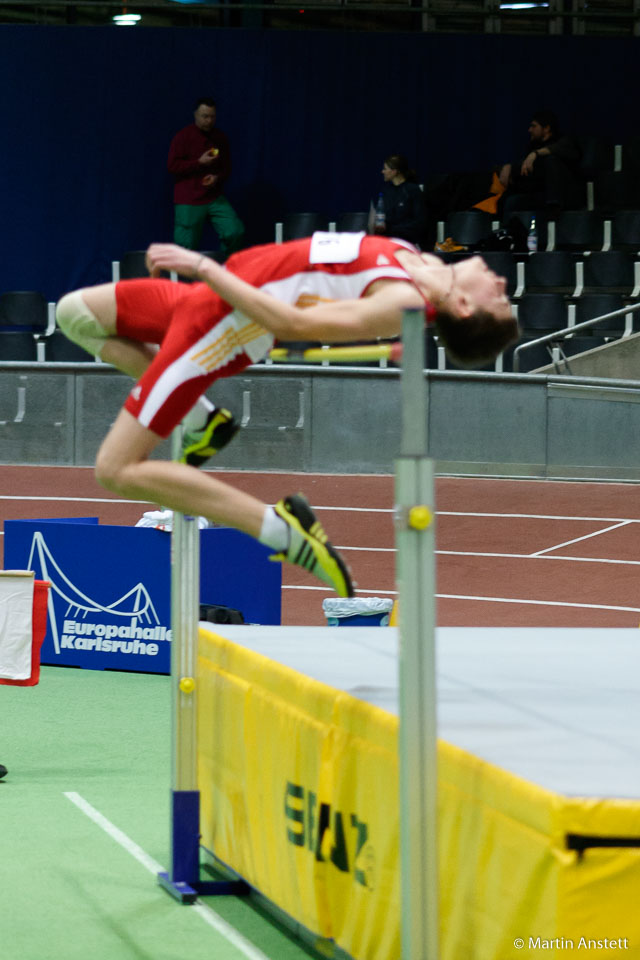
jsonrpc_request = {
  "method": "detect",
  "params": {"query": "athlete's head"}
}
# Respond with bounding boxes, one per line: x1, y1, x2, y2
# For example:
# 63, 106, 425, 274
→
420, 255, 519, 368
194, 97, 217, 132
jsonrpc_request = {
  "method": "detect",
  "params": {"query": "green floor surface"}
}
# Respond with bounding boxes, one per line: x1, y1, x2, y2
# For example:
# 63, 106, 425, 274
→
0, 666, 315, 960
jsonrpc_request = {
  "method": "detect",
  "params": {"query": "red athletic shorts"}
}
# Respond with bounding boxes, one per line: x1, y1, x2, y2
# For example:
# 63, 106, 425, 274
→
116, 278, 253, 438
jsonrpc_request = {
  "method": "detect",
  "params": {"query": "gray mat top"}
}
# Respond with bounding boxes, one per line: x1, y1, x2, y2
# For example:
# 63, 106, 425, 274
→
203, 624, 640, 800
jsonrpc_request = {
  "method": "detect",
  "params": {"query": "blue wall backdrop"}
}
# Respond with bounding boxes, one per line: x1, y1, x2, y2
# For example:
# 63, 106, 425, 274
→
0, 25, 636, 300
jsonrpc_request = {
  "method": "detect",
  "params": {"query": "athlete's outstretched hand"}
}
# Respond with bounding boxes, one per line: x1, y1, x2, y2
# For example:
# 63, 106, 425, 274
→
145, 243, 204, 279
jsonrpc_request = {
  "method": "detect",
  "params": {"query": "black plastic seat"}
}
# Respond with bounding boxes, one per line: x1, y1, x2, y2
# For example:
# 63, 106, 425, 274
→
516, 293, 568, 334
0, 330, 39, 361
0, 291, 49, 332
573, 293, 630, 336
621, 135, 640, 175
582, 251, 635, 294
443, 210, 494, 247
112, 250, 172, 282
560, 334, 608, 357
115, 251, 149, 279
577, 135, 615, 179
45, 329, 94, 362
505, 337, 561, 373
611, 210, 640, 252
553, 211, 606, 251
335, 211, 370, 233
592, 171, 640, 214
525, 252, 577, 293
277, 212, 327, 242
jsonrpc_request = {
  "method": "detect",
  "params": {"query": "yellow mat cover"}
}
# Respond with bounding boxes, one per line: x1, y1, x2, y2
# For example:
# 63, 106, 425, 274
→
197, 628, 640, 960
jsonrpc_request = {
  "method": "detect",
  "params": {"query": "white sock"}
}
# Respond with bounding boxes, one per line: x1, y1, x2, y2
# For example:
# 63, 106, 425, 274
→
258, 506, 289, 552
182, 395, 215, 432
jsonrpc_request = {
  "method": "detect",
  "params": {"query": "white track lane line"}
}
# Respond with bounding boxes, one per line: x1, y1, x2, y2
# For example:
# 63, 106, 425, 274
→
437, 595, 640, 613
4, 494, 640, 526
529, 520, 633, 557
338, 546, 640, 568
0, 495, 152, 504
283, 585, 640, 613
64, 792, 272, 960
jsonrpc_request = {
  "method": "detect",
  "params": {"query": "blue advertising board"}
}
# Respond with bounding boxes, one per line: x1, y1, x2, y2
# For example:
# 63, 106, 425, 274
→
4, 519, 280, 675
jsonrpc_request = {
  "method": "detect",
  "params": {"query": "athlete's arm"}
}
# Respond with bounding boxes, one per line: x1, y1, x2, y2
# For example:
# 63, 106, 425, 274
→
145, 243, 425, 343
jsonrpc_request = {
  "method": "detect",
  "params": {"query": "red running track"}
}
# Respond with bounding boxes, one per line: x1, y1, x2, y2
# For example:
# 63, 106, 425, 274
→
1, 465, 639, 628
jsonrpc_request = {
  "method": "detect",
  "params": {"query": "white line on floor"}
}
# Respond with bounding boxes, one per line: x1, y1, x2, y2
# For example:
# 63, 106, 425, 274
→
0, 494, 149, 504
339, 546, 640, 567
63, 791, 272, 960
529, 520, 633, 557
4, 495, 640, 526
283, 585, 640, 613
437, 595, 640, 613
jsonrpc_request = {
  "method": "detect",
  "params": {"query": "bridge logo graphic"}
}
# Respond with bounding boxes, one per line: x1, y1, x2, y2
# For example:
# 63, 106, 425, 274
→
26, 531, 166, 656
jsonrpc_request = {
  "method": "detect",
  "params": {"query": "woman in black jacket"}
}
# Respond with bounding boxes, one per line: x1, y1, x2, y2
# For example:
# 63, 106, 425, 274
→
375, 154, 426, 246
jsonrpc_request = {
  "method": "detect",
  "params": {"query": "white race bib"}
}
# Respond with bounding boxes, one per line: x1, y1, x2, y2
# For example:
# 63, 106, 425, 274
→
309, 231, 366, 264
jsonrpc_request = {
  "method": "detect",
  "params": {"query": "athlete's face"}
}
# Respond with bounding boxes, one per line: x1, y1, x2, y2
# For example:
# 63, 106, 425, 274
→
382, 162, 396, 181
194, 104, 216, 132
450, 256, 512, 320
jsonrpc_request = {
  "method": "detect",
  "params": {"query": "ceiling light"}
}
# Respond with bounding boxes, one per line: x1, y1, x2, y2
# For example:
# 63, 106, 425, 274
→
112, 12, 142, 24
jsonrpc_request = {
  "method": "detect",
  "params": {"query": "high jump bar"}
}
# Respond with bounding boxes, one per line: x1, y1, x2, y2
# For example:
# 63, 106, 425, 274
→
268, 342, 403, 364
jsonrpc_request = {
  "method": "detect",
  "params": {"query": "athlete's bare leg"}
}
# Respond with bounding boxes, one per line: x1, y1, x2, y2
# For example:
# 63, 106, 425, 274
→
95, 409, 265, 536
80, 283, 158, 378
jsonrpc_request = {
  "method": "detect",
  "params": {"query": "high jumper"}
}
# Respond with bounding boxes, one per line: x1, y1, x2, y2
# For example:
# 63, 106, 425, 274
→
56, 232, 518, 598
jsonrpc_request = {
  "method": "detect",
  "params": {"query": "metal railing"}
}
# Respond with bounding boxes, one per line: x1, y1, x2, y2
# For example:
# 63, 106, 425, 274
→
512, 301, 640, 373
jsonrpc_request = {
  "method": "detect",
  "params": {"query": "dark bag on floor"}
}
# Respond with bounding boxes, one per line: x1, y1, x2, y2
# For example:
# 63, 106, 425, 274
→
199, 604, 245, 625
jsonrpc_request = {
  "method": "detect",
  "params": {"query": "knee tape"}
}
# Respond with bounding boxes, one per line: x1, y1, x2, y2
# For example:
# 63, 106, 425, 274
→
55, 290, 108, 358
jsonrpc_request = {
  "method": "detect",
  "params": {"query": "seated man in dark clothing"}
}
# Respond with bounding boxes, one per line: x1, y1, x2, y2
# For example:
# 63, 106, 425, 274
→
499, 110, 583, 221
374, 154, 426, 245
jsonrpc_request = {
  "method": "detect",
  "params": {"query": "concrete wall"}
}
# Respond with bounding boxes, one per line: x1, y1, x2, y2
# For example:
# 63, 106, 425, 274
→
2, 361, 640, 480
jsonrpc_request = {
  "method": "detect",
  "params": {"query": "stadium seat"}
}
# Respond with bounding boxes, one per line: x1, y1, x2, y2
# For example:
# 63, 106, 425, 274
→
582, 250, 636, 294
592, 171, 640, 213
572, 293, 632, 337
611, 210, 640, 252
45, 329, 95, 362
112, 250, 173, 282
111, 250, 148, 281
275, 212, 327, 243
0, 291, 55, 361
552, 211, 606, 251
441, 210, 494, 247
578, 135, 615, 179
0, 330, 39, 361
621, 135, 640, 175
515, 293, 568, 334
0, 291, 52, 332
334, 211, 370, 233
524, 251, 578, 294
560, 334, 608, 357
505, 337, 562, 373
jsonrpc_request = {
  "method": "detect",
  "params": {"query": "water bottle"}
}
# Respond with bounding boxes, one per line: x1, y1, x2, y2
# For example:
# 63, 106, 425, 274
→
527, 216, 538, 253
374, 192, 386, 233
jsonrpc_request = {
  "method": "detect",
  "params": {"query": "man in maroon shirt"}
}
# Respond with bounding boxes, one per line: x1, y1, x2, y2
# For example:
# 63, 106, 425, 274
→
167, 97, 245, 259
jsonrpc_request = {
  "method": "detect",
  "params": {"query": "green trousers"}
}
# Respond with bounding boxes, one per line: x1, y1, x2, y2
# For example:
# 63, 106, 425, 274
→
174, 196, 245, 258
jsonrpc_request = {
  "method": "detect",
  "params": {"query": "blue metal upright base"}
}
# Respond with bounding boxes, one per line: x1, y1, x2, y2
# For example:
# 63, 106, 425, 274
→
158, 789, 249, 903
157, 871, 248, 904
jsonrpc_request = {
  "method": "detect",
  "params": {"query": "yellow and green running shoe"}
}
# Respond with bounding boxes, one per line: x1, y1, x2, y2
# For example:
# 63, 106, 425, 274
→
271, 494, 354, 598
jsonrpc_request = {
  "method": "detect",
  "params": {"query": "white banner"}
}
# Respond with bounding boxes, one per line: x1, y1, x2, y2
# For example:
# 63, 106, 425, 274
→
0, 571, 35, 681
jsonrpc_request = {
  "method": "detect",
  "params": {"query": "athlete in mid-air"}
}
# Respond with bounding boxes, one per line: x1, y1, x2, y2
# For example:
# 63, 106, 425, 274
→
56, 232, 518, 597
